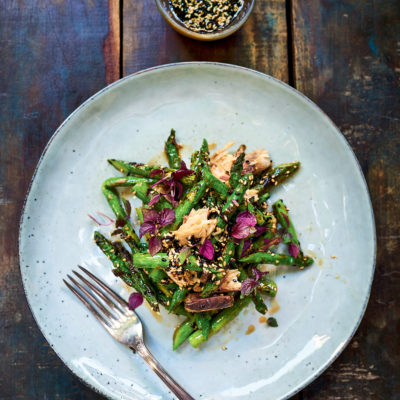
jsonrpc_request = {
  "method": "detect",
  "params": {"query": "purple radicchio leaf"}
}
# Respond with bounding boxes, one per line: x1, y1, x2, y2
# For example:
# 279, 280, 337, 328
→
252, 266, 269, 281
289, 243, 299, 258
148, 193, 162, 206
128, 292, 143, 310
158, 208, 176, 227
236, 210, 257, 226
240, 278, 259, 295
231, 223, 256, 239
240, 239, 252, 257
142, 209, 159, 223
88, 211, 114, 226
148, 236, 162, 256
139, 221, 157, 237
198, 239, 214, 260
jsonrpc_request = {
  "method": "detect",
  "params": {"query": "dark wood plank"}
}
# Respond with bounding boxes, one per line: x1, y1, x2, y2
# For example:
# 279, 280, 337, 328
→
291, 1, 400, 399
123, 0, 289, 81
0, 1, 118, 398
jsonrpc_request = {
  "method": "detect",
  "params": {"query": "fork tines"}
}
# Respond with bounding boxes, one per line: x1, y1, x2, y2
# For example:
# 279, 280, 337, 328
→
63, 266, 131, 330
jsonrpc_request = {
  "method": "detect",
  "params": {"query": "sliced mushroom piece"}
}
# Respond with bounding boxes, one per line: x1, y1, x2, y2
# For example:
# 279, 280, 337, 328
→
184, 293, 234, 313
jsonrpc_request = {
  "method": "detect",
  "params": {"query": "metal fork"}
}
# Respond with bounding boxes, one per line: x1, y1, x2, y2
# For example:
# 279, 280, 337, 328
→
64, 266, 194, 400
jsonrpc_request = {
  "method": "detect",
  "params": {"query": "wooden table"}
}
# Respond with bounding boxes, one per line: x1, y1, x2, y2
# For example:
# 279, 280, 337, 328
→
1, 1, 399, 398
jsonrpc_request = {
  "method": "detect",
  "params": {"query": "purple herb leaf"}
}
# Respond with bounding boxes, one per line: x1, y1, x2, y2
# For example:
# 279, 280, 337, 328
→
254, 225, 268, 237
172, 161, 194, 180
122, 198, 132, 218
240, 278, 259, 295
142, 209, 159, 223
231, 223, 256, 239
289, 243, 299, 258
128, 292, 143, 310
149, 169, 164, 178
151, 174, 170, 188
148, 236, 162, 256
240, 239, 252, 257
236, 210, 257, 226
148, 193, 162, 206
252, 266, 269, 281
174, 181, 184, 201
198, 239, 214, 260
150, 162, 193, 205
139, 221, 156, 237
158, 208, 176, 227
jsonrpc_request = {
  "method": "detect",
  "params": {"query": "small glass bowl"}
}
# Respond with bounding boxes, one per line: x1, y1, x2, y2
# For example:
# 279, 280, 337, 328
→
155, 0, 255, 41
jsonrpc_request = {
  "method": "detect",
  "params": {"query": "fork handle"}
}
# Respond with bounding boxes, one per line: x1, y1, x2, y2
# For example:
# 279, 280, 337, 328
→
134, 341, 195, 400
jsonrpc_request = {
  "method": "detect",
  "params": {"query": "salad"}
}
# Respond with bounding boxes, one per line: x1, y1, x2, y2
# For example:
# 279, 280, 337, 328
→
91, 130, 313, 350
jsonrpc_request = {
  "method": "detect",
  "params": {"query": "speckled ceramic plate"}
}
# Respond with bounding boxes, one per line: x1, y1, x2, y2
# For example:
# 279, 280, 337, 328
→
19, 63, 376, 400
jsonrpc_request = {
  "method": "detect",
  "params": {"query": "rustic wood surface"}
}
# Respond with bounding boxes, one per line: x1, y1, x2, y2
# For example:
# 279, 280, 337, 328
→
0, 0, 398, 399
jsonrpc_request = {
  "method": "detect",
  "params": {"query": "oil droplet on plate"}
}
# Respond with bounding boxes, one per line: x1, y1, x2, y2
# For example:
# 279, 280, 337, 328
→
306, 250, 317, 258
148, 151, 168, 166
269, 298, 280, 315
259, 316, 267, 323
245, 324, 255, 335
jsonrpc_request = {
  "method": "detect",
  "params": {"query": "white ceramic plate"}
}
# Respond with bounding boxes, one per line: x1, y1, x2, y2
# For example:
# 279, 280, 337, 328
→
19, 63, 375, 400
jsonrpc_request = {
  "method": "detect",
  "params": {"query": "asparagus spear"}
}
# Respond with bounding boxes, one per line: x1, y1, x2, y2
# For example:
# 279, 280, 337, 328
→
169, 287, 188, 312
222, 173, 253, 216
132, 252, 203, 272
273, 199, 312, 267
191, 139, 210, 178
165, 129, 181, 169
187, 296, 252, 348
173, 316, 196, 350
203, 165, 229, 198
239, 251, 313, 267
196, 313, 211, 341
254, 162, 300, 195
107, 159, 155, 177
229, 152, 245, 188
101, 184, 140, 246
94, 231, 159, 311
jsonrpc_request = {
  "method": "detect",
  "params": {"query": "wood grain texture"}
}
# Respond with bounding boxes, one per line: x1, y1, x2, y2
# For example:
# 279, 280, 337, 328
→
123, 0, 289, 81
0, 1, 118, 399
291, 0, 400, 399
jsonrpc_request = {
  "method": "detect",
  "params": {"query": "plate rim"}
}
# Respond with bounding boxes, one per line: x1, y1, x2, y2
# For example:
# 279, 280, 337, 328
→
18, 61, 377, 400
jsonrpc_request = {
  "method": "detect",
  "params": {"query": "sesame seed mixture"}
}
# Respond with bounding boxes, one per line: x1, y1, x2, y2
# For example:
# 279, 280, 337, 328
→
168, 0, 244, 33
